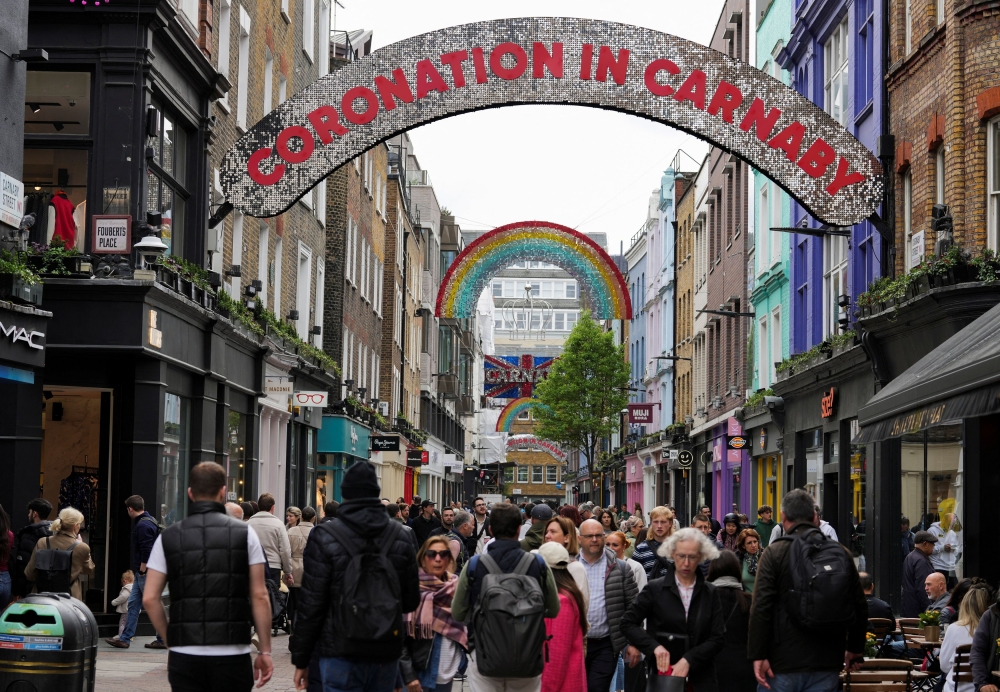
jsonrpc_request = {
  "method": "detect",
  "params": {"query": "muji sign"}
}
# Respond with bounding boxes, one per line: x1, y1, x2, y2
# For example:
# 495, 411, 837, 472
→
221, 18, 882, 226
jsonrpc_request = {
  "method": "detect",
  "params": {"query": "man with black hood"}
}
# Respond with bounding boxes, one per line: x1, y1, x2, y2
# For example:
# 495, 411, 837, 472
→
290, 462, 419, 691
13, 498, 52, 597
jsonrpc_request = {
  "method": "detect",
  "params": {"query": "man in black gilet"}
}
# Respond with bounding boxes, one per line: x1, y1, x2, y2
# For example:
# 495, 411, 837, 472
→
142, 462, 274, 691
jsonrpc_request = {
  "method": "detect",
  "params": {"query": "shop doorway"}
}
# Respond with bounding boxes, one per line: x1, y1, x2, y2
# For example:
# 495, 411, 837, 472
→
40, 386, 112, 613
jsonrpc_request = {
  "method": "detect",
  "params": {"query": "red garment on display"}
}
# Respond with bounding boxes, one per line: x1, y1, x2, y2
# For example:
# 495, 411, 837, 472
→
51, 191, 77, 246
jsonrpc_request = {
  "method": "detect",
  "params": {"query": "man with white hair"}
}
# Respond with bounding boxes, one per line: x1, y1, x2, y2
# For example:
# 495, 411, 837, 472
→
578, 518, 639, 692
225, 502, 244, 520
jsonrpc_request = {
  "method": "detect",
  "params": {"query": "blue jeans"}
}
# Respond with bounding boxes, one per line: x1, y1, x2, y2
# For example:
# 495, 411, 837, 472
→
0, 572, 10, 612
119, 574, 163, 644
761, 672, 840, 692
319, 657, 398, 692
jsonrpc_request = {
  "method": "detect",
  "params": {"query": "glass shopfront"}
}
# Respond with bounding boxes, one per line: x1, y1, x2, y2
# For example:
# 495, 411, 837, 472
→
227, 411, 248, 503
161, 392, 190, 526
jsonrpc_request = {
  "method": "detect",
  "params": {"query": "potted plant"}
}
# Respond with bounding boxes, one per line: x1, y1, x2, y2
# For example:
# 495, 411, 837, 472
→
0, 249, 42, 306
919, 609, 941, 643
864, 631, 878, 659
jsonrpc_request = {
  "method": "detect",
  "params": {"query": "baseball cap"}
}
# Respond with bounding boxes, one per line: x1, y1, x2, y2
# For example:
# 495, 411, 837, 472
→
537, 541, 570, 569
531, 504, 553, 520
914, 530, 938, 544
420, 499, 436, 508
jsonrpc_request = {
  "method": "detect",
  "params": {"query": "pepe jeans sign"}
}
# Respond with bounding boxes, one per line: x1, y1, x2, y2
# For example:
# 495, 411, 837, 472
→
221, 18, 882, 227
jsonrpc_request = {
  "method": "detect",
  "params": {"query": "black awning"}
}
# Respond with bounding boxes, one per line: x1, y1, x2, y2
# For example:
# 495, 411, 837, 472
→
854, 299, 1000, 444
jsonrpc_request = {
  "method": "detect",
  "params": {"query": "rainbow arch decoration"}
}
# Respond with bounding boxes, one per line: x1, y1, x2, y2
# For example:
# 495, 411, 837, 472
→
436, 221, 632, 320
497, 397, 551, 432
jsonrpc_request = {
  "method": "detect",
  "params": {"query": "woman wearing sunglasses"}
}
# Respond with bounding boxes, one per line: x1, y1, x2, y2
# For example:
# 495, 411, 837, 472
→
399, 536, 468, 692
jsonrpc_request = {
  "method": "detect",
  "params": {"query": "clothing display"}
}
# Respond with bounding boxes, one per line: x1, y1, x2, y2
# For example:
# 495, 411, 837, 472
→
59, 467, 99, 530
23, 192, 51, 246
50, 190, 77, 246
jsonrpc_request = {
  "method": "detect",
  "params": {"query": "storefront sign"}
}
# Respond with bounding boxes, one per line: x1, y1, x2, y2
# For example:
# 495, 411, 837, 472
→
505, 434, 567, 461
91, 215, 132, 254
147, 309, 162, 349
484, 354, 555, 398
372, 435, 400, 452
221, 18, 882, 227
0, 173, 24, 229
294, 390, 328, 407
821, 387, 836, 418
759, 428, 768, 451
265, 376, 293, 396
726, 435, 749, 451
407, 449, 429, 466
627, 403, 654, 424
319, 414, 370, 457
677, 450, 694, 468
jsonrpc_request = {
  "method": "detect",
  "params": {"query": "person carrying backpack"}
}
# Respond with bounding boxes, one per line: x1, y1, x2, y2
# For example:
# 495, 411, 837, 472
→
24, 507, 94, 601
451, 502, 561, 692
290, 462, 420, 692
12, 498, 52, 598
748, 489, 868, 691
106, 495, 165, 649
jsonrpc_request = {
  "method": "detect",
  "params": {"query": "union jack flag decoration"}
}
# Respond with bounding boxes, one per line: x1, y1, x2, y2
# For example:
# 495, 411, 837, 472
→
484, 355, 555, 399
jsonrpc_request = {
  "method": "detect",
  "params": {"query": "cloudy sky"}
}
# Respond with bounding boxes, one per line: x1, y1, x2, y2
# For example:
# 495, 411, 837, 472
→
328, 1, 728, 254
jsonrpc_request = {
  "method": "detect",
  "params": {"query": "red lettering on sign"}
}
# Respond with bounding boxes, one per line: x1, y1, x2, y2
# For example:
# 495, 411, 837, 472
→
738, 98, 782, 142
707, 80, 743, 123
490, 42, 528, 80
307, 105, 349, 144
440, 50, 469, 88
342, 86, 380, 124
374, 69, 415, 111
596, 47, 629, 85
275, 126, 315, 164
768, 121, 806, 162
644, 59, 680, 96
798, 137, 836, 178
415, 59, 450, 98
248, 148, 285, 186
826, 156, 867, 196
533, 42, 563, 78
580, 44, 594, 80
821, 387, 836, 418
471, 47, 488, 83
673, 70, 707, 110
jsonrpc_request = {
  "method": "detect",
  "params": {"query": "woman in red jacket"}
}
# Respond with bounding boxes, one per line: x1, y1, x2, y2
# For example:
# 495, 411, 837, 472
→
537, 542, 587, 692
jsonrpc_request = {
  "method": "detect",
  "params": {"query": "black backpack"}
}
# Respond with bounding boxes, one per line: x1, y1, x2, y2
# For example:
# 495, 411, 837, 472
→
33, 538, 77, 595
470, 552, 549, 678
329, 521, 403, 644
775, 527, 857, 632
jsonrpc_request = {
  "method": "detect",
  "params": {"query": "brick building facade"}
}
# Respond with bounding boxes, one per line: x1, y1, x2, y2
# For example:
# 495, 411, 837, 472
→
675, 167, 699, 425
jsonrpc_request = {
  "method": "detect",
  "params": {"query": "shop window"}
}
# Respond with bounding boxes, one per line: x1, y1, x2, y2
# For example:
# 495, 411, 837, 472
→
546, 466, 558, 484
23, 149, 89, 248
989, 117, 1000, 251
824, 18, 850, 127
517, 465, 529, 483
900, 425, 964, 577
162, 393, 191, 526
25, 71, 91, 136
823, 234, 848, 338
532, 465, 543, 483
730, 466, 742, 512
304, 429, 316, 510
505, 466, 514, 483
228, 411, 247, 503
147, 106, 190, 257
804, 428, 823, 511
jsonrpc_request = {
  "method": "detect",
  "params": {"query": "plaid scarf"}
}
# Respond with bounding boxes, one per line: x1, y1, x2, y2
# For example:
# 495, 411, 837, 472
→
403, 569, 468, 648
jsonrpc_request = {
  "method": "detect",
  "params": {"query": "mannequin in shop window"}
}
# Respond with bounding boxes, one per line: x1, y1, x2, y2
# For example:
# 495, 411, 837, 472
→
47, 190, 77, 247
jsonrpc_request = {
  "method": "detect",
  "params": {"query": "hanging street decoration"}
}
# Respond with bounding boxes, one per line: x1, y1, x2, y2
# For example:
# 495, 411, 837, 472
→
440, 221, 631, 319
485, 354, 556, 398
506, 434, 568, 462
220, 17, 883, 227
496, 397, 552, 432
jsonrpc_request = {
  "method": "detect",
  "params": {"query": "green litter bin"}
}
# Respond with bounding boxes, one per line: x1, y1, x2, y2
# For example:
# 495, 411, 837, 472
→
0, 593, 98, 692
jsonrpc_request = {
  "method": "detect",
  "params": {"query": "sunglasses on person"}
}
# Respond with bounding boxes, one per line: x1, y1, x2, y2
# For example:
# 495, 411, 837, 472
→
424, 549, 451, 560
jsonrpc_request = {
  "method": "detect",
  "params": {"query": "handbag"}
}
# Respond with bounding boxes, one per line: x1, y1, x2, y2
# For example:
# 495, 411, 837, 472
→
646, 633, 690, 692
646, 667, 688, 692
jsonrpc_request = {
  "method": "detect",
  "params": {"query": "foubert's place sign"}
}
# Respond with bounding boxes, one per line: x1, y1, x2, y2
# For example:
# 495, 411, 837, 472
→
221, 18, 882, 227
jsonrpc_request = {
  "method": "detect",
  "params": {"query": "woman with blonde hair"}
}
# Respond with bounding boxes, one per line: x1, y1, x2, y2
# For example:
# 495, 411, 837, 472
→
940, 581, 992, 692
24, 507, 94, 601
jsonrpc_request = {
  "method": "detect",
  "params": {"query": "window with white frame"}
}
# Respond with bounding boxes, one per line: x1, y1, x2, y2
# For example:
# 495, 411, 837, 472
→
758, 186, 769, 274
937, 0, 944, 23
532, 466, 543, 483
302, 0, 315, 62
758, 317, 770, 388
236, 8, 251, 130
281, 0, 290, 21
278, 75, 287, 105
823, 234, 848, 337
361, 240, 368, 301
517, 466, 529, 483
989, 118, 1000, 251
319, 0, 331, 76
263, 49, 273, 115
905, 0, 913, 54
273, 235, 284, 317
296, 244, 312, 339
258, 223, 269, 308
904, 170, 914, 259
546, 466, 558, 483
314, 259, 325, 347
770, 307, 782, 383
316, 179, 326, 225
771, 182, 782, 265
342, 327, 349, 379
217, 0, 232, 110
231, 211, 244, 296
824, 18, 849, 127
936, 147, 945, 205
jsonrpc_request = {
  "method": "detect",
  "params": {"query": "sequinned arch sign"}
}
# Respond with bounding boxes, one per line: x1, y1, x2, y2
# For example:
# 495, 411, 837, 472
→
220, 17, 883, 226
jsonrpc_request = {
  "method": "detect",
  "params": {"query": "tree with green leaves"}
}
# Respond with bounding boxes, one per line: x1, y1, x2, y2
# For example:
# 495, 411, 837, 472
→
533, 311, 631, 473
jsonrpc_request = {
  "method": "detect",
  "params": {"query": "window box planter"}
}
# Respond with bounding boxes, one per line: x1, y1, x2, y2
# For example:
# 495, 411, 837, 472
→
0, 274, 43, 306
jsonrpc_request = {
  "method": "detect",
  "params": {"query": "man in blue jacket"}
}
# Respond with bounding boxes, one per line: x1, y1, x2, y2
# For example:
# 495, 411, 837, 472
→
106, 495, 165, 649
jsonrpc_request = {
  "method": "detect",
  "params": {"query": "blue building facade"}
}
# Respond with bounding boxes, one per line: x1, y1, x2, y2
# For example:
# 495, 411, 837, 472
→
779, 0, 885, 352
626, 229, 648, 424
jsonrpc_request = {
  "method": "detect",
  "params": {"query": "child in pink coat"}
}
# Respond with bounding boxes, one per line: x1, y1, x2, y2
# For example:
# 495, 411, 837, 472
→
537, 542, 587, 692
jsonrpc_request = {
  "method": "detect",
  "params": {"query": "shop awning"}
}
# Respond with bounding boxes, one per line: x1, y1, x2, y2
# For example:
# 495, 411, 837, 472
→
855, 299, 1000, 444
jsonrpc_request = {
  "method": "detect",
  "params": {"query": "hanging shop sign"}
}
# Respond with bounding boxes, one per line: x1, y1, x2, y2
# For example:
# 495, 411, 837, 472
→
627, 403, 654, 424
505, 434, 567, 462
319, 414, 370, 457
726, 435, 749, 451
294, 390, 329, 407
90, 215, 132, 254
677, 450, 694, 468
760, 427, 768, 451
265, 376, 294, 397
0, 173, 24, 229
407, 449, 429, 467
821, 387, 836, 418
485, 354, 555, 398
372, 435, 400, 452
221, 18, 882, 227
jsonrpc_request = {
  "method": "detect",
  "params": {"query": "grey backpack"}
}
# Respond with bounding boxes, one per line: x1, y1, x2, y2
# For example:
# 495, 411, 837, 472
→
471, 552, 548, 678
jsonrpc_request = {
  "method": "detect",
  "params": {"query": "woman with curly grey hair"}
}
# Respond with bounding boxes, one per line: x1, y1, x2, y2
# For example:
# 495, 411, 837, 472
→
620, 527, 726, 691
